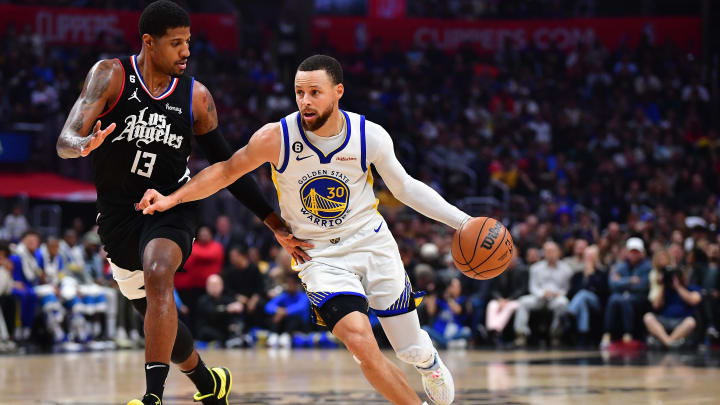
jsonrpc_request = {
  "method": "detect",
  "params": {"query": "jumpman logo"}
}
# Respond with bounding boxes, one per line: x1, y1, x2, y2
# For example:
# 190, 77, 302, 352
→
128, 88, 140, 102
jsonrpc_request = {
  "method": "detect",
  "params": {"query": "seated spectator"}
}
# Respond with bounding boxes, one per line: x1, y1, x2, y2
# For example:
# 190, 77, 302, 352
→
10, 230, 64, 343
74, 231, 111, 344
643, 262, 701, 349
222, 246, 266, 331
0, 241, 17, 351
2, 204, 29, 242
214, 216, 244, 260
702, 244, 720, 339
485, 256, 528, 346
265, 274, 310, 348
567, 245, 608, 346
195, 274, 243, 344
514, 241, 573, 347
423, 278, 471, 349
601, 237, 651, 348
175, 225, 224, 328
562, 238, 588, 274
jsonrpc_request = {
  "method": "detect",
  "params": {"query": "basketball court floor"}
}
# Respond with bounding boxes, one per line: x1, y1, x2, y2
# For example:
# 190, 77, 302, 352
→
1, 349, 719, 404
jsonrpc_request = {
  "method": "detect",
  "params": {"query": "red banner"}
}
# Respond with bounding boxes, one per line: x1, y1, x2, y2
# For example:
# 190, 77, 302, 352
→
0, 5, 238, 51
312, 16, 700, 54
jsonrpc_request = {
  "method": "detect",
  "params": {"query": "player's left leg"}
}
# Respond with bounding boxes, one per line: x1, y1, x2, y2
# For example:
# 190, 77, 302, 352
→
128, 297, 231, 405
379, 310, 455, 405
317, 295, 424, 405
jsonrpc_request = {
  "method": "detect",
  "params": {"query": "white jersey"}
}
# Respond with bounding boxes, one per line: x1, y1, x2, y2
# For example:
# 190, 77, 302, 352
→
272, 110, 379, 242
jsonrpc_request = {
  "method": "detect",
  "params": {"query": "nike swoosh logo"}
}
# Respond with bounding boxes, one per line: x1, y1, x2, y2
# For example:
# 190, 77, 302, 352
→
296, 155, 312, 161
146, 364, 167, 370
374, 222, 383, 233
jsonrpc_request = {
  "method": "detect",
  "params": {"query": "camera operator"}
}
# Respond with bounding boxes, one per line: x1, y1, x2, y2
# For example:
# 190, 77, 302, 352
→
643, 249, 702, 349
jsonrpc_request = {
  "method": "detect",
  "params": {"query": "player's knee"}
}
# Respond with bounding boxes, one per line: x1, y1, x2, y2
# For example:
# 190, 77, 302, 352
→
142, 259, 175, 289
685, 317, 696, 329
342, 333, 379, 364
643, 312, 655, 324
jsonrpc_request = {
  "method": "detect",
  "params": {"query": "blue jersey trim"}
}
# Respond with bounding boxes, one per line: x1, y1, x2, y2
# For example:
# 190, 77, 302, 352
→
189, 76, 195, 126
360, 115, 367, 172
306, 291, 367, 308
277, 117, 291, 173
296, 110, 352, 164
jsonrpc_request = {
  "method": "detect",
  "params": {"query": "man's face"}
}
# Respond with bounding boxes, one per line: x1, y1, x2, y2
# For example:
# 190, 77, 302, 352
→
229, 249, 248, 269
544, 243, 560, 263
197, 227, 212, 243
216, 216, 230, 235
47, 240, 60, 257
294, 70, 343, 131
146, 26, 190, 77
574, 239, 588, 257
628, 249, 643, 264
206, 275, 223, 298
23, 234, 40, 252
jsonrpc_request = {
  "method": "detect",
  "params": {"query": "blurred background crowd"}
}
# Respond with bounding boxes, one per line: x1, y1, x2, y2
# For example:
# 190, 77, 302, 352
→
0, 0, 718, 354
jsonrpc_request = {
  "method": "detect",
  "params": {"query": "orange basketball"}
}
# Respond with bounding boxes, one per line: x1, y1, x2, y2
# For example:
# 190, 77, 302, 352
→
451, 217, 514, 280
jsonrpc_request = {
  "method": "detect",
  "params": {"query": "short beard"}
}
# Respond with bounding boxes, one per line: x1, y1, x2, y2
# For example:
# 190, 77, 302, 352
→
302, 102, 334, 132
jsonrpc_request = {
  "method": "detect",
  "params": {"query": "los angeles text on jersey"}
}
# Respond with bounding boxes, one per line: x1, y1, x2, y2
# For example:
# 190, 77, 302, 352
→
297, 169, 351, 228
111, 107, 183, 149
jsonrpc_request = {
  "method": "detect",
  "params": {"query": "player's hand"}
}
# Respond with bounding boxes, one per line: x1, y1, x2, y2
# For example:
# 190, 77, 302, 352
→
137, 189, 174, 215
80, 120, 116, 157
265, 213, 314, 265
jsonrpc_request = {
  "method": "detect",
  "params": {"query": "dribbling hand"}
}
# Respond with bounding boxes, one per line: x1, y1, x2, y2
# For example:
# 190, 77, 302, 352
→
136, 189, 175, 215
80, 120, 116, 157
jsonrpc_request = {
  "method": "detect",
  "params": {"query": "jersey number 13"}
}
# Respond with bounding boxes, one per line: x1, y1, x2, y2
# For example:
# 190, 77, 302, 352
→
131, 150, 157, 178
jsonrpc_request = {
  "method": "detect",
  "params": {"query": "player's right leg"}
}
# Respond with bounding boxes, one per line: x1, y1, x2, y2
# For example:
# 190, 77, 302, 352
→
378, 309, 455, 405
317, 295, 424, 405
114, 248, 231, 405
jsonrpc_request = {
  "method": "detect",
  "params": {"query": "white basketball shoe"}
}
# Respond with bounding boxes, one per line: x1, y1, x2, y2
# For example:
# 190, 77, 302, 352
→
416, 353, 455, 405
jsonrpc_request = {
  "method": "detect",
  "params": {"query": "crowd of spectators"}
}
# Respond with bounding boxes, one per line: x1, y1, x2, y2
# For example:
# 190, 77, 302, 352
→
0, 1, 718, 353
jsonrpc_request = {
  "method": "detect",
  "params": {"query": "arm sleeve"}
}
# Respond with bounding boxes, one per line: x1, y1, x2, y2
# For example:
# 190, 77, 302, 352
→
367, 123, 470, 230
195, 127, 274, 220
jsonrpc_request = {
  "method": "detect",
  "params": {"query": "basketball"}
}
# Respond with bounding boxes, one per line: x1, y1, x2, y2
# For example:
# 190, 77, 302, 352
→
451, 217, 514, 280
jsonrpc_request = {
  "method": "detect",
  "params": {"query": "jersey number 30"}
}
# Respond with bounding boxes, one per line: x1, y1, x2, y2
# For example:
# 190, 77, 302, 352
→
131, 150, 156, 178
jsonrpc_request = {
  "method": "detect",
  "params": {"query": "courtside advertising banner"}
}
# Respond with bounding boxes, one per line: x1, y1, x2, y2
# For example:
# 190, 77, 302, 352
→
312, 16, 700, 54
0, 5, 238, 51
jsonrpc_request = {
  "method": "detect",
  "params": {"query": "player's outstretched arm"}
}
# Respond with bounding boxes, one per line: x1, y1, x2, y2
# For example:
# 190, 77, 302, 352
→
138, 123, 281, 214
56, 59, 122, 159
369, 123, 471, 229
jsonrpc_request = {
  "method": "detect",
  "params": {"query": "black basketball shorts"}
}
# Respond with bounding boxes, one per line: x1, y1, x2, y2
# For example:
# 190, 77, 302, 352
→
96, 199, 199, 272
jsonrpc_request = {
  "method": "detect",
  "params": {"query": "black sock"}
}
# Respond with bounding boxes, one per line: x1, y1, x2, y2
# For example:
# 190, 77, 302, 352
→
144, 362, 169, 400
181, 357, 215, 395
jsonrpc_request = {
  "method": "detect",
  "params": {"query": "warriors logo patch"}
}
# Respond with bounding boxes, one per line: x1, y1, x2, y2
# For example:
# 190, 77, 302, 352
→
297, 171, 351, 228
300, 176, 349, 220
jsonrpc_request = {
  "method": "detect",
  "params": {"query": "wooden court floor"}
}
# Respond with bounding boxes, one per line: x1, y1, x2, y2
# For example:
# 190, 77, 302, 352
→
1, 349, 719, 404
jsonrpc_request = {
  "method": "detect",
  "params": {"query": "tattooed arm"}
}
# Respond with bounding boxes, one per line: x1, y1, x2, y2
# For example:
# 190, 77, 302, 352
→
56, 59, 123, 159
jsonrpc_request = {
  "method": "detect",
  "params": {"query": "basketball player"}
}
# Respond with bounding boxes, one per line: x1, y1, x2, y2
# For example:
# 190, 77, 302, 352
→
139, 55, 472, 405
55, 2, 310, 404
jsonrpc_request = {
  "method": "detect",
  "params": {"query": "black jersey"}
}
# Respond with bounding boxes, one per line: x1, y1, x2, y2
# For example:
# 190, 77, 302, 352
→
91, 56, 194, 204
